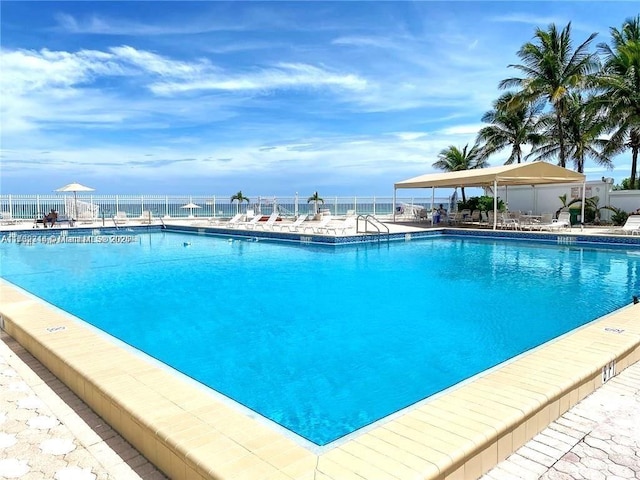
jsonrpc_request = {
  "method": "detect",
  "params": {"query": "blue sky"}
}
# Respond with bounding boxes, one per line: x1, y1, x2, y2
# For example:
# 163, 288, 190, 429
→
1, 1, 638, 196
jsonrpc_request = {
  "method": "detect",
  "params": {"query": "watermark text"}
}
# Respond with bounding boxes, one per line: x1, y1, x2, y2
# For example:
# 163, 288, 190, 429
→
1, 234, 138, 245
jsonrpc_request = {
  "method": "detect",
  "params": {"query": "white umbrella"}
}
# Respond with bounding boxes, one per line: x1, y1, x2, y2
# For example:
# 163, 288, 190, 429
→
180, 202, 201, 217
55, 182, 95, 220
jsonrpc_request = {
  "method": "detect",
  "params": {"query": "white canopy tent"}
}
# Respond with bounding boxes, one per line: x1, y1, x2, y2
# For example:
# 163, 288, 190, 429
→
393, 162, 586, 229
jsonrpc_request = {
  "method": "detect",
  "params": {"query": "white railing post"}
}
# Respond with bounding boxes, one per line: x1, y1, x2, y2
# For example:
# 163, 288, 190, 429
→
165, 196, 169, 218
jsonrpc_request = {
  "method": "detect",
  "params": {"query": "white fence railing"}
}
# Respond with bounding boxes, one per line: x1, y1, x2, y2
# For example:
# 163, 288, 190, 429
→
0, 195, 450, 220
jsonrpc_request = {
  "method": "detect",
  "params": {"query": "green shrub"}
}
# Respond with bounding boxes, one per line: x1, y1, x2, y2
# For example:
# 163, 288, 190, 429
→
457, 197, 480, 211
458, 195, 505, 212
602, 206, 628, 226
612, 209, 629, 226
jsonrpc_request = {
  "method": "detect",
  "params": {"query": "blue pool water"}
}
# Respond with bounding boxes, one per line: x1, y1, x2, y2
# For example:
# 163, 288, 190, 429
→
1, 231, 639, 445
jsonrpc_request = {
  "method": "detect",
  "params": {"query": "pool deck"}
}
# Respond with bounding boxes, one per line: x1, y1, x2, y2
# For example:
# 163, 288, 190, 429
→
1, 221, 639, 480
0, 215, 630, 241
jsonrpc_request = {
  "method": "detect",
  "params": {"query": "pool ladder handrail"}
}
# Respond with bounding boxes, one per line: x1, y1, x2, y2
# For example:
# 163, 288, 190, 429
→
356, 214, 389, 243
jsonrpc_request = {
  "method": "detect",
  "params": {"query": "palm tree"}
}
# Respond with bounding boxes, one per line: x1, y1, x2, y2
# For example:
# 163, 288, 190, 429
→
477, 92, 544, 164
499, 22, 599, 168
307, 191, 324, 215
596, 15, 640, 188
528, 93, 612, 173
230, 191, 250, 214
432, 143, 487, 203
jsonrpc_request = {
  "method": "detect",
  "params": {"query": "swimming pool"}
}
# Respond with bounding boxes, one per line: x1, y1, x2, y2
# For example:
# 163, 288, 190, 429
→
1, 230, 638, 446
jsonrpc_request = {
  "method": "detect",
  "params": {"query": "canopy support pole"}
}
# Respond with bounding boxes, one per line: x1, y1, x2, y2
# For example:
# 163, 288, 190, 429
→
493, 180, 498, 230
392, 189, 397, 222
505, 185, 508, 211
431, 187, 435, 213
581, 181, 586, 230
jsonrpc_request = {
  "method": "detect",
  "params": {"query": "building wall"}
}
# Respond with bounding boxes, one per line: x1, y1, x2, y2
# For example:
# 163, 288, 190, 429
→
609, 190, 640, 214
487, 180, 640, 222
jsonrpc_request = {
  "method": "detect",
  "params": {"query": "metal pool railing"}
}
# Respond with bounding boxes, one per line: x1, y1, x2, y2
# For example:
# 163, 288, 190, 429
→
0, 195, 450, 220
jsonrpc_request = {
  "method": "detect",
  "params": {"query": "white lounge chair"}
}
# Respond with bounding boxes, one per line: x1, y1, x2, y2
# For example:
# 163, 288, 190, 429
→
253, 211, 279, 230
417, 209, 431, 222
77, 211, 96, 224
616, 215, 640, 235
0, 212, 20, 225
447, 211, 462, 225
540, 212, 571, 231
278, 214, 308, 232
462, 209, 480, 224
523, 212, 552, 231
113, 211, 129, 225
209, 213, 243, 227
320, 215, 358, 235
140, 211, 154, 224
303, 214, 333, 234
238, 213, 264, 229
500, 212, 520, 230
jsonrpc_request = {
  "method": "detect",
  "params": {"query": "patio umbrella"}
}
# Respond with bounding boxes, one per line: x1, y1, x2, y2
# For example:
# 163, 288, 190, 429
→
55, 182, 95, 219
180, 202, 201, 217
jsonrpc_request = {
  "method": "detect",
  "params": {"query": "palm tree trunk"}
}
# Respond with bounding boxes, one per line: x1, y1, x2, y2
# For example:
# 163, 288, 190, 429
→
631, 129, 640, 189
631, 147, 638, 189
461, 187, 467, 204
555, 109, 567, 168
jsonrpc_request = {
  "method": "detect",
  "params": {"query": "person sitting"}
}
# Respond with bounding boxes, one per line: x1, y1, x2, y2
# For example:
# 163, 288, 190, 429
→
43, 209, 58, 228
434, 204, 447, 224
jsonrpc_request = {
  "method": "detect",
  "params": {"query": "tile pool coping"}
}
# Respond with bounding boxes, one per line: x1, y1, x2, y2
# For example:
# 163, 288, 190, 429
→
5, 222, 640, 247
164, 222, 640, 247
1, 231, 640, 479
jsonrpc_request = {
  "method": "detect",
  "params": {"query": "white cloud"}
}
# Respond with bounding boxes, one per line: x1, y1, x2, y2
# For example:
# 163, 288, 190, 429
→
54, 13, 237, 36
0, 48, 124, 95
109, 46, 212, 78
0, 45, 372, 137
393, 132, 429, 141
490, 13, 566, 27
332, 36, 396, 49
1, 46, 367, 98
0, 129, 449, 183
149, 62, 367, 96
438, 124, 485, 137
